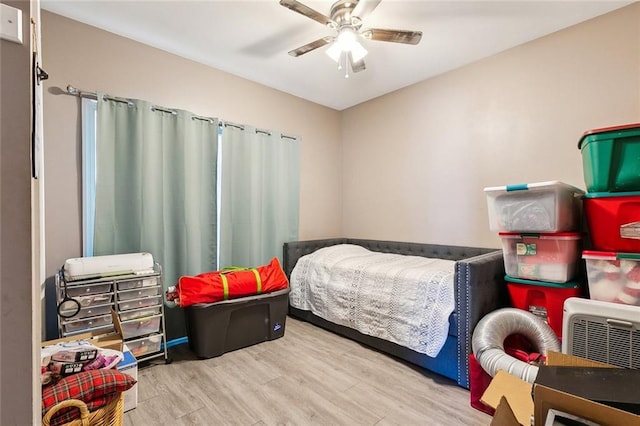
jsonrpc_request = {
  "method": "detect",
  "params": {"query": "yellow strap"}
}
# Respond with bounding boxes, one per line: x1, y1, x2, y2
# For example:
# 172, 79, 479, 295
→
251, 268, 262, 294
219, 267, 261, 298
220, 273, 229, 300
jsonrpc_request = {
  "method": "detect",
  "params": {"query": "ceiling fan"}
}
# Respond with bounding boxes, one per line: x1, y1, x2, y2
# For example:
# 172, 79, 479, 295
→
280, 0, 422, 78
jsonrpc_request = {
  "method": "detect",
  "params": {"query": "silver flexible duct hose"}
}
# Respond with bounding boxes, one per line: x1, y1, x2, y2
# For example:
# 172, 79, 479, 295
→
472, 308, 560, 383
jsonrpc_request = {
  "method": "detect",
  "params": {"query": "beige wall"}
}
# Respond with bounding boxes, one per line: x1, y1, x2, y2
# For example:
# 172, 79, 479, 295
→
41, 11, 343, 277
0, 1, 38, 422
41, 4, 640, 274
342, 3, 640, 249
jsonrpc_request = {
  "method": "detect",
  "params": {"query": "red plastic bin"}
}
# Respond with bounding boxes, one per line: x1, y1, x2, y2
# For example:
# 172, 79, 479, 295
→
505, 275, 583, 339
583, 192, 640, 252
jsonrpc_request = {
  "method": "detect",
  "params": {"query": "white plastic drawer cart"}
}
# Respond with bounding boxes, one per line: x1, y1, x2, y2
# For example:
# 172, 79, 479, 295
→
55, 260, 170, 365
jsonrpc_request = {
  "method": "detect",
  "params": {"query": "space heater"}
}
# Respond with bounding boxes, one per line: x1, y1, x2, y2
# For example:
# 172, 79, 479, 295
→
562, 297, 640, 368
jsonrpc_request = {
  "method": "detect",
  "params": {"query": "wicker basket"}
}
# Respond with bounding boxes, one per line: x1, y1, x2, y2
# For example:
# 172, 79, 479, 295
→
42, 392, 124, 426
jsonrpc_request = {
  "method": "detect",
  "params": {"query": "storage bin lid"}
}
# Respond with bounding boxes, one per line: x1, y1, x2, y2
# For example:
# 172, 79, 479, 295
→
498, 232, 581, 240
582, 250, 640, 261
117, 348, 137, 367
578, 123, 640, 149
484, 180, 584, 195
583, 191, 640, 199
504, 275, 581, 288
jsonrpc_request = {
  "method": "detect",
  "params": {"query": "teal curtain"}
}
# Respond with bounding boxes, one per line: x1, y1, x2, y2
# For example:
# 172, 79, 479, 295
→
93, 96, 219, 295
219, 124, 300, 268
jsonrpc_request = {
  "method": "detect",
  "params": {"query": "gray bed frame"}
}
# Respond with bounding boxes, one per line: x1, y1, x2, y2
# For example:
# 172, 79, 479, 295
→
283, 238, 508, 389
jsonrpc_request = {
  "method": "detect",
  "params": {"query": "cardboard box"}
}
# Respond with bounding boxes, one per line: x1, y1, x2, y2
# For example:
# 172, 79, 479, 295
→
117, 344, 138, 412
533, 386, 640, 426
481, 370, 533, 426
481, 352, 640, 426
533, 352, 640, 425
535, 367, 640, 415
42, 310, 124, 352
492, 397, 520, 426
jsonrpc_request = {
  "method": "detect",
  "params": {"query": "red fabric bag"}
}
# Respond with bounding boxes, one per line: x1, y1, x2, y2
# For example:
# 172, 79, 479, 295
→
177, 257, 288, 307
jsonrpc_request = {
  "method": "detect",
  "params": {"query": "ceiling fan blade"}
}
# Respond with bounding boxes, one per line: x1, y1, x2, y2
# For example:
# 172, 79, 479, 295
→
352, 0, 382, 20
288, 37, 334, 57
362, 28, 423, 45
279, 0, 334, 26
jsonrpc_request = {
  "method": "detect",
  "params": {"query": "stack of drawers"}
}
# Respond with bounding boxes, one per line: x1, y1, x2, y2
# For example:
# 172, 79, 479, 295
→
578, 123, 640, 307
484, 181, 586, 338
56, 266, 168, 363
57, 279, 115, 335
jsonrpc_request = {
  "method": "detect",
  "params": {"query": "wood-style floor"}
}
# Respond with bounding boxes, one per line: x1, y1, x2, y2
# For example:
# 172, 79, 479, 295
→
124, 317, 491, 425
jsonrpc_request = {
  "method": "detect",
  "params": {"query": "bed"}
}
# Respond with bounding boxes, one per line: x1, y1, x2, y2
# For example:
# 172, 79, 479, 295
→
283, 238, 508, 389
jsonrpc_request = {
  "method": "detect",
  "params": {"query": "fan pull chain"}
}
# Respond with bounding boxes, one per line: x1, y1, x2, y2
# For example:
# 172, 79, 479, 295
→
337, 51, 350, 78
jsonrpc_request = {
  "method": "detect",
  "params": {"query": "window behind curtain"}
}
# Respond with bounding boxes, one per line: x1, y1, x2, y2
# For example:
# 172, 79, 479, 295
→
81, 98, 97, 257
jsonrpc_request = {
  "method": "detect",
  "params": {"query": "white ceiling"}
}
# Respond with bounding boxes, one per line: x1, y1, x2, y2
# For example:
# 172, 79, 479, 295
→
40, 0, 633, 111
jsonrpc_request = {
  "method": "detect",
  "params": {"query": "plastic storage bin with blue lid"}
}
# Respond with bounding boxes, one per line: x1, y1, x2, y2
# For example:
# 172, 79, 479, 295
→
484, 181, 584, 232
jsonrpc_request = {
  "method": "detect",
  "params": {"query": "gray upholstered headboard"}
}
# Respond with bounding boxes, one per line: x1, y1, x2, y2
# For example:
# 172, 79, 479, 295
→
282, 238, 495, 279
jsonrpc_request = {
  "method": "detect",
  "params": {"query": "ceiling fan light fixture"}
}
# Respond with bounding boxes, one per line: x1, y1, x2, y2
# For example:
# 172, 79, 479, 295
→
325, 27, 368, 63
349, 41, 367, 62
325, 41, 342, 62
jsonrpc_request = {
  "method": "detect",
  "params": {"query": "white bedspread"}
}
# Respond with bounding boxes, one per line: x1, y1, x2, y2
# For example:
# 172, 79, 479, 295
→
289, 244, 456, 357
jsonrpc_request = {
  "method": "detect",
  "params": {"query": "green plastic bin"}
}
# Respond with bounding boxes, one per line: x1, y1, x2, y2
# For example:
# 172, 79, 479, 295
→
578, 123, 640, 192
